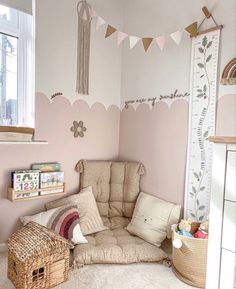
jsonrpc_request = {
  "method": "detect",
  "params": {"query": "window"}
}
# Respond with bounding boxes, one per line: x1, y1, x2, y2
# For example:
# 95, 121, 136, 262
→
32, 267, 45, 282
0, 3, 34, 127
13, 261, 17, 275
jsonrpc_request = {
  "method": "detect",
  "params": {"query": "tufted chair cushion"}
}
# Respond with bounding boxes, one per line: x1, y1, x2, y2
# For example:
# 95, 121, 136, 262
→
73, 160, 167, 265
73, 228, 167, 266
76, 160, 145, 228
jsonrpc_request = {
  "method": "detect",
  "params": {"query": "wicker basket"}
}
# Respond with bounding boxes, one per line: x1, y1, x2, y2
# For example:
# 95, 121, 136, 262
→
172, 227, 208, 288
7, 222, 73, 289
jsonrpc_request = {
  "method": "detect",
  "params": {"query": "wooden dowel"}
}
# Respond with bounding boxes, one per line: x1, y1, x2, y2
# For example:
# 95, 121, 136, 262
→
190, 25, 223, 38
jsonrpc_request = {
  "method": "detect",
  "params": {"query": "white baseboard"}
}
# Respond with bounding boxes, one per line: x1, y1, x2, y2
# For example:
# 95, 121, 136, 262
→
0, 243, 7, 253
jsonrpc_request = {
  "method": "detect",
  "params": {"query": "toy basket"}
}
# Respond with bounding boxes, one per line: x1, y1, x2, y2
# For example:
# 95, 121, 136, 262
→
172, 226, 208, 288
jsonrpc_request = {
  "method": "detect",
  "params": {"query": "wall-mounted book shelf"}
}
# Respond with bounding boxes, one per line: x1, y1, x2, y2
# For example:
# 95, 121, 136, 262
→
8, 184, 65, 202
0, 141, 48, 145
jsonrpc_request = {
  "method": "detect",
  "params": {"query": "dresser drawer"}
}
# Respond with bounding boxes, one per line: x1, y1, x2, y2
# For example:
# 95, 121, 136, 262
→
225, 151, 236, 202
222, 201, 236, 253
219, 249, 235, 289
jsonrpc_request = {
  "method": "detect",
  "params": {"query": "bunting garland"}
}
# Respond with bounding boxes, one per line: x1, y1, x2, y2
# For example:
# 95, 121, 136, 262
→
142, 38, 153, 52
155, 36, 166, 51
105, 25, 117, 38
170, 31, 182, 45
89, 8, 97, 19
129, 36, 140, 49
89, 7, 199, 53
96, 16, 106, 30
117, 31, 128, 45
185, 22, 198, 37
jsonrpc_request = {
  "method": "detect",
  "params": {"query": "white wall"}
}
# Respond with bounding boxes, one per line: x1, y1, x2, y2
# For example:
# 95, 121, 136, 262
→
36, 0, 236, 108
35, 0, 125, 108
121, 0, 236, 106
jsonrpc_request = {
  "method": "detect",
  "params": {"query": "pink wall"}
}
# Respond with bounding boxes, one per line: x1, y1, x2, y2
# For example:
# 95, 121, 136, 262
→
0, 94, 235, 243
0, 93, 120, 243
119, 99, 188, 205
119, 94, 236, 206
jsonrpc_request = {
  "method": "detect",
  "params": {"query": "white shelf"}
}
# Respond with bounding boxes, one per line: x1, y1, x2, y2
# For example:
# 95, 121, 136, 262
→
0, 140, 48, 145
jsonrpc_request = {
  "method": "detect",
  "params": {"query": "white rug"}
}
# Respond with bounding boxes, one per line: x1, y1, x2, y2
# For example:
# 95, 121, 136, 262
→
0, 254, 196, 289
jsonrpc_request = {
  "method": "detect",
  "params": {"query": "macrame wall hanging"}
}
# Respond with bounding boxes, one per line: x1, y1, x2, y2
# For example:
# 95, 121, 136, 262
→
76, 0, 91, 95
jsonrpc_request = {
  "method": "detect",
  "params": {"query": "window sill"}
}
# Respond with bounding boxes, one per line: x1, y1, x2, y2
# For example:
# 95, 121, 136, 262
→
0, 141, 48, 145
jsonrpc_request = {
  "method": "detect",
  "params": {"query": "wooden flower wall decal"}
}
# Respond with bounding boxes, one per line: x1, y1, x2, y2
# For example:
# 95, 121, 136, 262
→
70, 121, 87, 138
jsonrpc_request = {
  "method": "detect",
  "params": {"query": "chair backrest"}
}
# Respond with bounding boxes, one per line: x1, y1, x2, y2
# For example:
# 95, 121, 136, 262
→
76, 160, 145, 228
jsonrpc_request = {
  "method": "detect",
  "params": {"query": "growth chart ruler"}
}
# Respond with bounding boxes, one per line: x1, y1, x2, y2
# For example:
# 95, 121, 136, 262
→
184, 28, 221, 221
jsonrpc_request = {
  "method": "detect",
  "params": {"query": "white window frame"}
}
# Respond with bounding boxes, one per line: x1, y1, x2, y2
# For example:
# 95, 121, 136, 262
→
0, 4, 35, 127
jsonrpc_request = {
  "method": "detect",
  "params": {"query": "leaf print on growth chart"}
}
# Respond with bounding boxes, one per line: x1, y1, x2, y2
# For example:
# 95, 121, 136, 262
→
190, 35, 213, 221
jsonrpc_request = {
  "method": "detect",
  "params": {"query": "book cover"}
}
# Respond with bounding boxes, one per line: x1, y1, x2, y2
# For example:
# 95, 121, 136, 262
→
32, 163, 61, 172
40, 172, 64, 188
13, 171, 40, 192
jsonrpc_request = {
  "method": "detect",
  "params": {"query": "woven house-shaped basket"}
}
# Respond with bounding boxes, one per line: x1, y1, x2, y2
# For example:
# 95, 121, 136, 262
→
7, 222, 73, 289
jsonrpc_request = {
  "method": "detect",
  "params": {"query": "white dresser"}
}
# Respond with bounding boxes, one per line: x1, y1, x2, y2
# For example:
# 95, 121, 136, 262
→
206, 137, 236, 289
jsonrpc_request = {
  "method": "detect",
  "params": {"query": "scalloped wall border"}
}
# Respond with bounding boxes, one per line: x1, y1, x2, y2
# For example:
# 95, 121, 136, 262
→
36, 91, 235, 112
36, 91, 190, 111
36, 92, 120, 112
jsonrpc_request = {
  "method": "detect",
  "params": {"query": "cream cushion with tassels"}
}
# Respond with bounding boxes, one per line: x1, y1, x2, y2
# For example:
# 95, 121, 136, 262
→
127, 192, 181, 247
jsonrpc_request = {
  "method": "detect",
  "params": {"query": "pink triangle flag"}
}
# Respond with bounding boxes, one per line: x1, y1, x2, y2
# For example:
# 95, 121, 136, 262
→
155, 36, 166, 51
96, 16, 106, 30
89, 8, 97, 19
129, 36, 140, 49
117, 31, 128, 45
170, 31, 182, 45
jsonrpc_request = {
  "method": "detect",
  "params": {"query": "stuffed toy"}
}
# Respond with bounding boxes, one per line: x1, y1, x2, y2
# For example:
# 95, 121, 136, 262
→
177, 219, 193, 237
193, 220, 209, 239
177, 218, 200, 237
173, 219, 193, 249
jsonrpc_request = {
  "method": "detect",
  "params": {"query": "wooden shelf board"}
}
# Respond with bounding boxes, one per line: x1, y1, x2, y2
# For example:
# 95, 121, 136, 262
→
0, 140, 48, 145
8, 184, 66, 202
190, 25, 223, 38
10, 192, 66, 202
208, 136, 236, 144
8, 184, 65, 195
